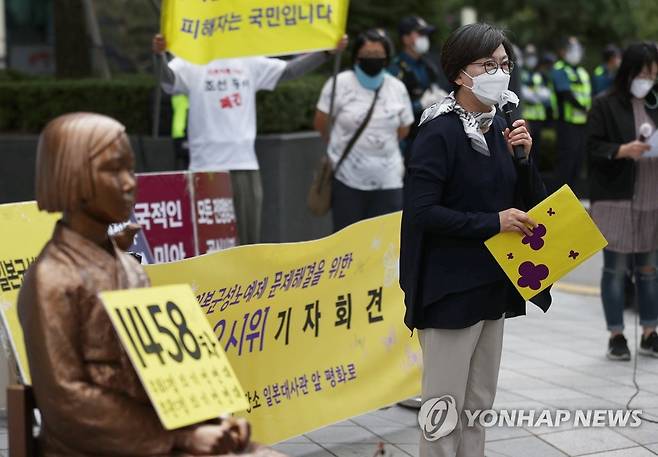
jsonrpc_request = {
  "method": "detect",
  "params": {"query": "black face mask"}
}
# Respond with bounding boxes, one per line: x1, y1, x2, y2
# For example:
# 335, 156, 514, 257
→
358, 58, 387, 76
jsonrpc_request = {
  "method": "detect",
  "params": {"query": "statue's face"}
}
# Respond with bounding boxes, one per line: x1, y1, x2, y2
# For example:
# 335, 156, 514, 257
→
83, 137, 136, 224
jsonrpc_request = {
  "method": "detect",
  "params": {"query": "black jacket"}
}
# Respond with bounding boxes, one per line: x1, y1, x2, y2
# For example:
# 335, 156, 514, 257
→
400, 113, 550, 331
586, 91, 658, 203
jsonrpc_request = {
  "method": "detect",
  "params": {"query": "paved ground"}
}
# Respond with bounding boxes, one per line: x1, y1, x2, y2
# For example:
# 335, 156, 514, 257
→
272, 285, 658, 457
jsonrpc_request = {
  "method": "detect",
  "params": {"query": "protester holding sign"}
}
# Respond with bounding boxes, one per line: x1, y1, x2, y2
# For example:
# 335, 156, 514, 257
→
153, 33, 347, 245
314, 29, 414, 232
586, 42, 658, 360
400, 24, 549, 456
17, 113, 280, 457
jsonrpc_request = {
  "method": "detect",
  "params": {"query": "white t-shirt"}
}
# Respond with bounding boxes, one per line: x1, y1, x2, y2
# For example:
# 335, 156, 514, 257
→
169, 57, 287, 171
317, 71, 414, 190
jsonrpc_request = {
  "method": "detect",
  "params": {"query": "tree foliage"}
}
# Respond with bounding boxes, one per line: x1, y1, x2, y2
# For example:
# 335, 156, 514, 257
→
349, 0, 658, 66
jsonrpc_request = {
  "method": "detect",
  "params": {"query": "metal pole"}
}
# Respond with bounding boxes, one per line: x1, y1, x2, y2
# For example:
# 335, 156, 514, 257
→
0, 0, 6, 70
152, 55, 163, 138
81, 0, 110, 79
151, 0, 162, 138
326, 51, 342, 136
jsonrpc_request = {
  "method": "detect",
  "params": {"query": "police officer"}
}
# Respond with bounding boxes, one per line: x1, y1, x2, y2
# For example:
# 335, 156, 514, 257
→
592, 44, 621, 96
389, 15, 450, 155
550, 36, 592, 191
520, 44, 552, 161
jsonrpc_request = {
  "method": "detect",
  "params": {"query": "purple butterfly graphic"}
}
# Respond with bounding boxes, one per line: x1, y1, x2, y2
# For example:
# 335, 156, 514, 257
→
517, 261, 550, 291
522, 224, 547, 251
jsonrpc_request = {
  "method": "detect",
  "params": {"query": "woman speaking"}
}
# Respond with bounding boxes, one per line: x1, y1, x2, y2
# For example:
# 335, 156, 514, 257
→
400, 23, 550, 456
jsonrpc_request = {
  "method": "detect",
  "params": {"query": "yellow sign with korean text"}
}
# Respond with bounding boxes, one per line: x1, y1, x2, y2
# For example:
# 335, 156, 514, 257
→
0, 202, 59, 385
485, 185, 608, 300
99, 285, 248, 430
145, 212, 421, 444
161, 0, 350, 64
0, 202, 421, 444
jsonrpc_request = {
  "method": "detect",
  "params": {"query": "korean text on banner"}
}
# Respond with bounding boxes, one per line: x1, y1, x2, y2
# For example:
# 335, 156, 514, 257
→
161, 0, 350, 64
134, 172, 195, 263
146, 212, 421, 444
0, 202, 59, 385
0, 204, 420, 444
99, 285, 248, 429
485, 185, 608, 300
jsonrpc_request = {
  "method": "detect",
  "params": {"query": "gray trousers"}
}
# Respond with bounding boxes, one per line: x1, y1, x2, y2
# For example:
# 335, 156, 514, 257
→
418, 318, 504, 457
230, 170, 263, 245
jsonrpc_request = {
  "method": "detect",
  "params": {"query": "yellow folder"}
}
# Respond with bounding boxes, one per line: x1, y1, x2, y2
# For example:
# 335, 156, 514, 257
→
485, 185, 608, 300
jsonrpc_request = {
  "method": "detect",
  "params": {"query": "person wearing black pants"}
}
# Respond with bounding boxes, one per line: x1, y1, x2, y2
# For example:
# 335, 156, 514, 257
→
556, 121, 587, 191
331, 180, 403, 232
314, 29, 414, 232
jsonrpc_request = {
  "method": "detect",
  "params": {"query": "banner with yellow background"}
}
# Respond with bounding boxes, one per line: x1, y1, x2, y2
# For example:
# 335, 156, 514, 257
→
145, 211, 422, 443
161, 0, 350, 64
0, 202, 59, 384
100, 285, 249, 430
0, 202, 422, 444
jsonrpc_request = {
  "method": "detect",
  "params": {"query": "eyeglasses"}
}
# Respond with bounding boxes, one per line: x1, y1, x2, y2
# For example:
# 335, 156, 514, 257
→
471, 59, 515, 75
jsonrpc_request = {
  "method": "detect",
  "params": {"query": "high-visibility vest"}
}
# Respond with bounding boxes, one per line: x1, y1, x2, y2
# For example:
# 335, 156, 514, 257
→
171, 94, 189, 139
522, 70, 548, 122
552, 60, 591, 125
594, 65, 606, 78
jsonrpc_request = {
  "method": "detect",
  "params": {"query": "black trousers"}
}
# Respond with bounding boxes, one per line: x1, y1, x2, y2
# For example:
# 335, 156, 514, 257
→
556, 121, 586, 191
331, 178, 403, 233
528, 120, 544, 163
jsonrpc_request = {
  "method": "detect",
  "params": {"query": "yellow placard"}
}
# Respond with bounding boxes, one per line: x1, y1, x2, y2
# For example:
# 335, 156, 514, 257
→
0, 202, 60, 385
99, 285, 248, 430
485, 185, 608, 300
0, 203, 421, 444
146, 212, 421, 443
161, 0, 350, 64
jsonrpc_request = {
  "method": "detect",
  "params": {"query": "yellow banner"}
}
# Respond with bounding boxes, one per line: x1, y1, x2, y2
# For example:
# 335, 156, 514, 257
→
100, 285, 248, 429
146, 212, 421, 443
161, 0, 350, 64
485, 185, 608, 300
0, 203, 421, 444
0, 202, 59, 385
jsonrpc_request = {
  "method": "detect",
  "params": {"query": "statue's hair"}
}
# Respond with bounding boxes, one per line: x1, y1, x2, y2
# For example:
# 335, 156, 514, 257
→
36, 112, 128, 212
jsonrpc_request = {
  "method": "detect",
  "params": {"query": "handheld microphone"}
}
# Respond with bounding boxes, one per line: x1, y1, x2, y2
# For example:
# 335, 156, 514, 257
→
639, 123, 653, 142
502, 102, 528, 165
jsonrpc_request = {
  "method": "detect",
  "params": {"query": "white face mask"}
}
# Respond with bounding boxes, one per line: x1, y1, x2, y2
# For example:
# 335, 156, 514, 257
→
565, 46, 583, 66
461, 68, 511, 106
631, 78, 654, 99
413, 35, 430, 55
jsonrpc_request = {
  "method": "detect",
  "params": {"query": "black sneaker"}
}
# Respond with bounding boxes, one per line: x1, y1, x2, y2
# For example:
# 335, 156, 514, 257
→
607, 334, 631, 361
640, 331, 658, 358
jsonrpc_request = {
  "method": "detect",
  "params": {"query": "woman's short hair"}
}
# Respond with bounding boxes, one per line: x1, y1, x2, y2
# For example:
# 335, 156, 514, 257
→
441, 23, 515, 91
351, 28, 394, 66
36, 112, 129, 213
612, 42, 658, 97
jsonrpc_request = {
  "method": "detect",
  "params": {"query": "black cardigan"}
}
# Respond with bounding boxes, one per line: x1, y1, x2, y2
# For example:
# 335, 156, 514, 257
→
399, 113, 550, 331
586, 91, 658, 203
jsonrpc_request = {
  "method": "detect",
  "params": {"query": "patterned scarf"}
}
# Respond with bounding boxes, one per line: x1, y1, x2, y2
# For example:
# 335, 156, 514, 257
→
418, 91, 519, 156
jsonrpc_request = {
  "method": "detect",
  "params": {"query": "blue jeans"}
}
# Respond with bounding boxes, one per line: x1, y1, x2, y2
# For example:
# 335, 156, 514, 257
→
601, 249, 658, 332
